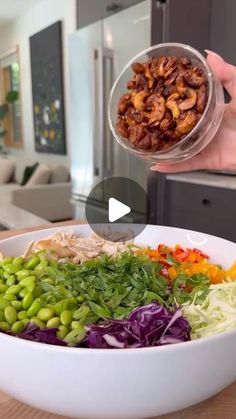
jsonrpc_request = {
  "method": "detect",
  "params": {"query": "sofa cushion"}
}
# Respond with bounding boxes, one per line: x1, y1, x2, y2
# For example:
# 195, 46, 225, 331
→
50, 165, 69, 183
21, 162, 39, 185
26, 163, 51, 186
0, 158, 15, 184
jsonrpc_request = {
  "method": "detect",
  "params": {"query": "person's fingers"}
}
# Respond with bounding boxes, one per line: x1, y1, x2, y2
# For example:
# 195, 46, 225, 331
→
206, 50, 236, 99
150, 153, 207, 172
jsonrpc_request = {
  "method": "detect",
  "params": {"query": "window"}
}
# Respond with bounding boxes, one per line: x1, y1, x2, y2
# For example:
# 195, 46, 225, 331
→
0, 47, 23, 148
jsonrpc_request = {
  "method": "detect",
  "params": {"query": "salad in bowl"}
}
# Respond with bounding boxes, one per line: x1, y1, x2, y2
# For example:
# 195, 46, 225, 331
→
0, 224, 236, 419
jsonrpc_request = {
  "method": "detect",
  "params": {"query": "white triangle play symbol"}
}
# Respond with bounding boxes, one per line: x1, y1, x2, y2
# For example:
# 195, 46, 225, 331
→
108, 197, 131, 223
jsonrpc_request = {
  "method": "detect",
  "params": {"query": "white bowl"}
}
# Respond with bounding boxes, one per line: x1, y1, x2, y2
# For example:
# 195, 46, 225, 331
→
0, 224, 236, 419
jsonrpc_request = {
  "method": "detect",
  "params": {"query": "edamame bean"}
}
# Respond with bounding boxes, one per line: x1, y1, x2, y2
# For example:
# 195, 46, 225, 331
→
71, 321, 81, 330
46, 317, 60, 328
18, 311, 28, 320
0, 310, 4, 321
0, 284, 7, 293
32, 317, 45, 329
21, 318, 29, 327
6, 284, 21, 295
42, 277, 55, 285
11, 300, 22, 311
4, 306, 17, 325
3, 264, 20, 274
22, 292, 34, 310
6, 276, 16, 287
35, 261, 48, 272
12, 257, 24, 266
27, 300, 41, 317
1, 257, 14, 265
3, 293, 15, 302
19, 276, 36, 288
60, 310, 72, 326
26, 256, 40, 270
19, 288, 28, 299
73, 305, 90, 320
37, 307, 54, 322
34, 287, 43, 297
16, 270, 31, 281
0, 321, 10, 332
0, 298, 10, 310
57, 325, 68, 339
11, 321, 25, 334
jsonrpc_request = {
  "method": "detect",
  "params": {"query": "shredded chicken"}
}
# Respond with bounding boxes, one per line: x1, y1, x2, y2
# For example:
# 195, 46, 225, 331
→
23, 231, 133, 263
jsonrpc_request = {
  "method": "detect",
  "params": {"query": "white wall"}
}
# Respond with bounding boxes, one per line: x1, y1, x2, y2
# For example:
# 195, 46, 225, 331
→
0, 0, 76, 165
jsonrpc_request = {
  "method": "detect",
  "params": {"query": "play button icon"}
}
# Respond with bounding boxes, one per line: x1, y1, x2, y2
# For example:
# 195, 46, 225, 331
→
85, 177, 149, 242
108, 198, 131, 222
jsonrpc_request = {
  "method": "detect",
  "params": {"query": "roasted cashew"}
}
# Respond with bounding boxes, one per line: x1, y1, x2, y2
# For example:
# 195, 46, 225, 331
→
164, 57, 177, 79
197, 84, 207, 113
146, 93, 166, 126
160, 110, 175, 131
144, 64, 155, 89
115, 117, 128, 138
179, 57, 191, 68
132, 62, 145, 74
179, 88, 197, 111
117, 94, 132, 115
164, 69, 178, 86
166, 93, 180, 119
133, 91, 147, 111
176, 110, 198, 135
176, 75, 186, 96
184, 67, 206, 87
156, 57, 168, 77
125, 108, 144, 125
137, 133, 152, 150
128, 125, 146, 145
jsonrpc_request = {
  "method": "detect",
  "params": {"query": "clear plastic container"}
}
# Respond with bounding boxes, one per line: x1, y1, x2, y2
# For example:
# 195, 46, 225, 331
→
108, 43, 224, 164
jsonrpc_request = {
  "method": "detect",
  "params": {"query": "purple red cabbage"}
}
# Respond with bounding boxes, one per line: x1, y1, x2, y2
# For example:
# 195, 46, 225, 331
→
18, 323, 67, 346
83, 303, 191, 349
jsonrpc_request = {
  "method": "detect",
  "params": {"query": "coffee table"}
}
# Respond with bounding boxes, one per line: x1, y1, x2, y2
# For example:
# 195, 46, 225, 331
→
0, 204, 49, 230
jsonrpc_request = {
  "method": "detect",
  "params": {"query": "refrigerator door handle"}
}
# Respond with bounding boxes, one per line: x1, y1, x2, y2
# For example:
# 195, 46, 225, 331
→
99, 47, 114, 178
92, 49, 102, 178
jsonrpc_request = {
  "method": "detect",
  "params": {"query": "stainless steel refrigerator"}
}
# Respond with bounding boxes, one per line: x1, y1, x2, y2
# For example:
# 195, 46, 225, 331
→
69, 0, 211, 219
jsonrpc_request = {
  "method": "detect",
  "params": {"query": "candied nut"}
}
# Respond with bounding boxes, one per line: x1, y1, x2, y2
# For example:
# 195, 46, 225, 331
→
133, 91, 148, 111
179, 57, 191, 68
156, 57, 168, 77
116, 117, 128, 138
132, 62, 145, 74
146, 93, 166, 125
176, 110, 198, 135
125, 108, 144, 125
160, 110, 175, 131
164, 57, 177, 78
144, 63, 155, 89
162, 85, 177, 97
184, 68, 206, 87
164, 69, 178, 86
166, 93, 180, 119
128, 125, 146, 145
176, 75, 186, 96
137, 133, 152, 150
118, 94, 132, 115
197, 84, 207, 113
179, 88, 197, 111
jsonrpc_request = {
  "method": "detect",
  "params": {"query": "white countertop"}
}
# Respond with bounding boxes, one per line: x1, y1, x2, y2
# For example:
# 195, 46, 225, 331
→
0, 204, 49, 230
166, 171, 236, 190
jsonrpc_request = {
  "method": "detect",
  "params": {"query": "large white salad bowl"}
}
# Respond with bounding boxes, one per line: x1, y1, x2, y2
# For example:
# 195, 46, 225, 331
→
0, 224, 236, 419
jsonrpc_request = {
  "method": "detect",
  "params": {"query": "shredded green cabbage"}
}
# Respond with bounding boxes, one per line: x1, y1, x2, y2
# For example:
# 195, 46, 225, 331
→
182, 280, 236, 339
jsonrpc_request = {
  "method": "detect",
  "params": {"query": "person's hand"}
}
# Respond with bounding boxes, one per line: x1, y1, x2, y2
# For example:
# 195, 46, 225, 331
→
151, 51, 236, 173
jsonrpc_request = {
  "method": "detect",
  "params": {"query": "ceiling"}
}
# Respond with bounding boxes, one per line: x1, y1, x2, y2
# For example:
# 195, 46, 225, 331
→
0, 0, 43, 27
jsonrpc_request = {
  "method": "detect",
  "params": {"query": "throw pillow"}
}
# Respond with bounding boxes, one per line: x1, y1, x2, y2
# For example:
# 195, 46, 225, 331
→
21, 162, 39, 186
0, 158, 15, 184
25, 163, 51, 187
50, 165, 69, 183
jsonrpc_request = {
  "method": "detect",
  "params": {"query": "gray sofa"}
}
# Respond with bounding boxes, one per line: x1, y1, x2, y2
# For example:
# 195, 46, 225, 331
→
0, 158, 73, 221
